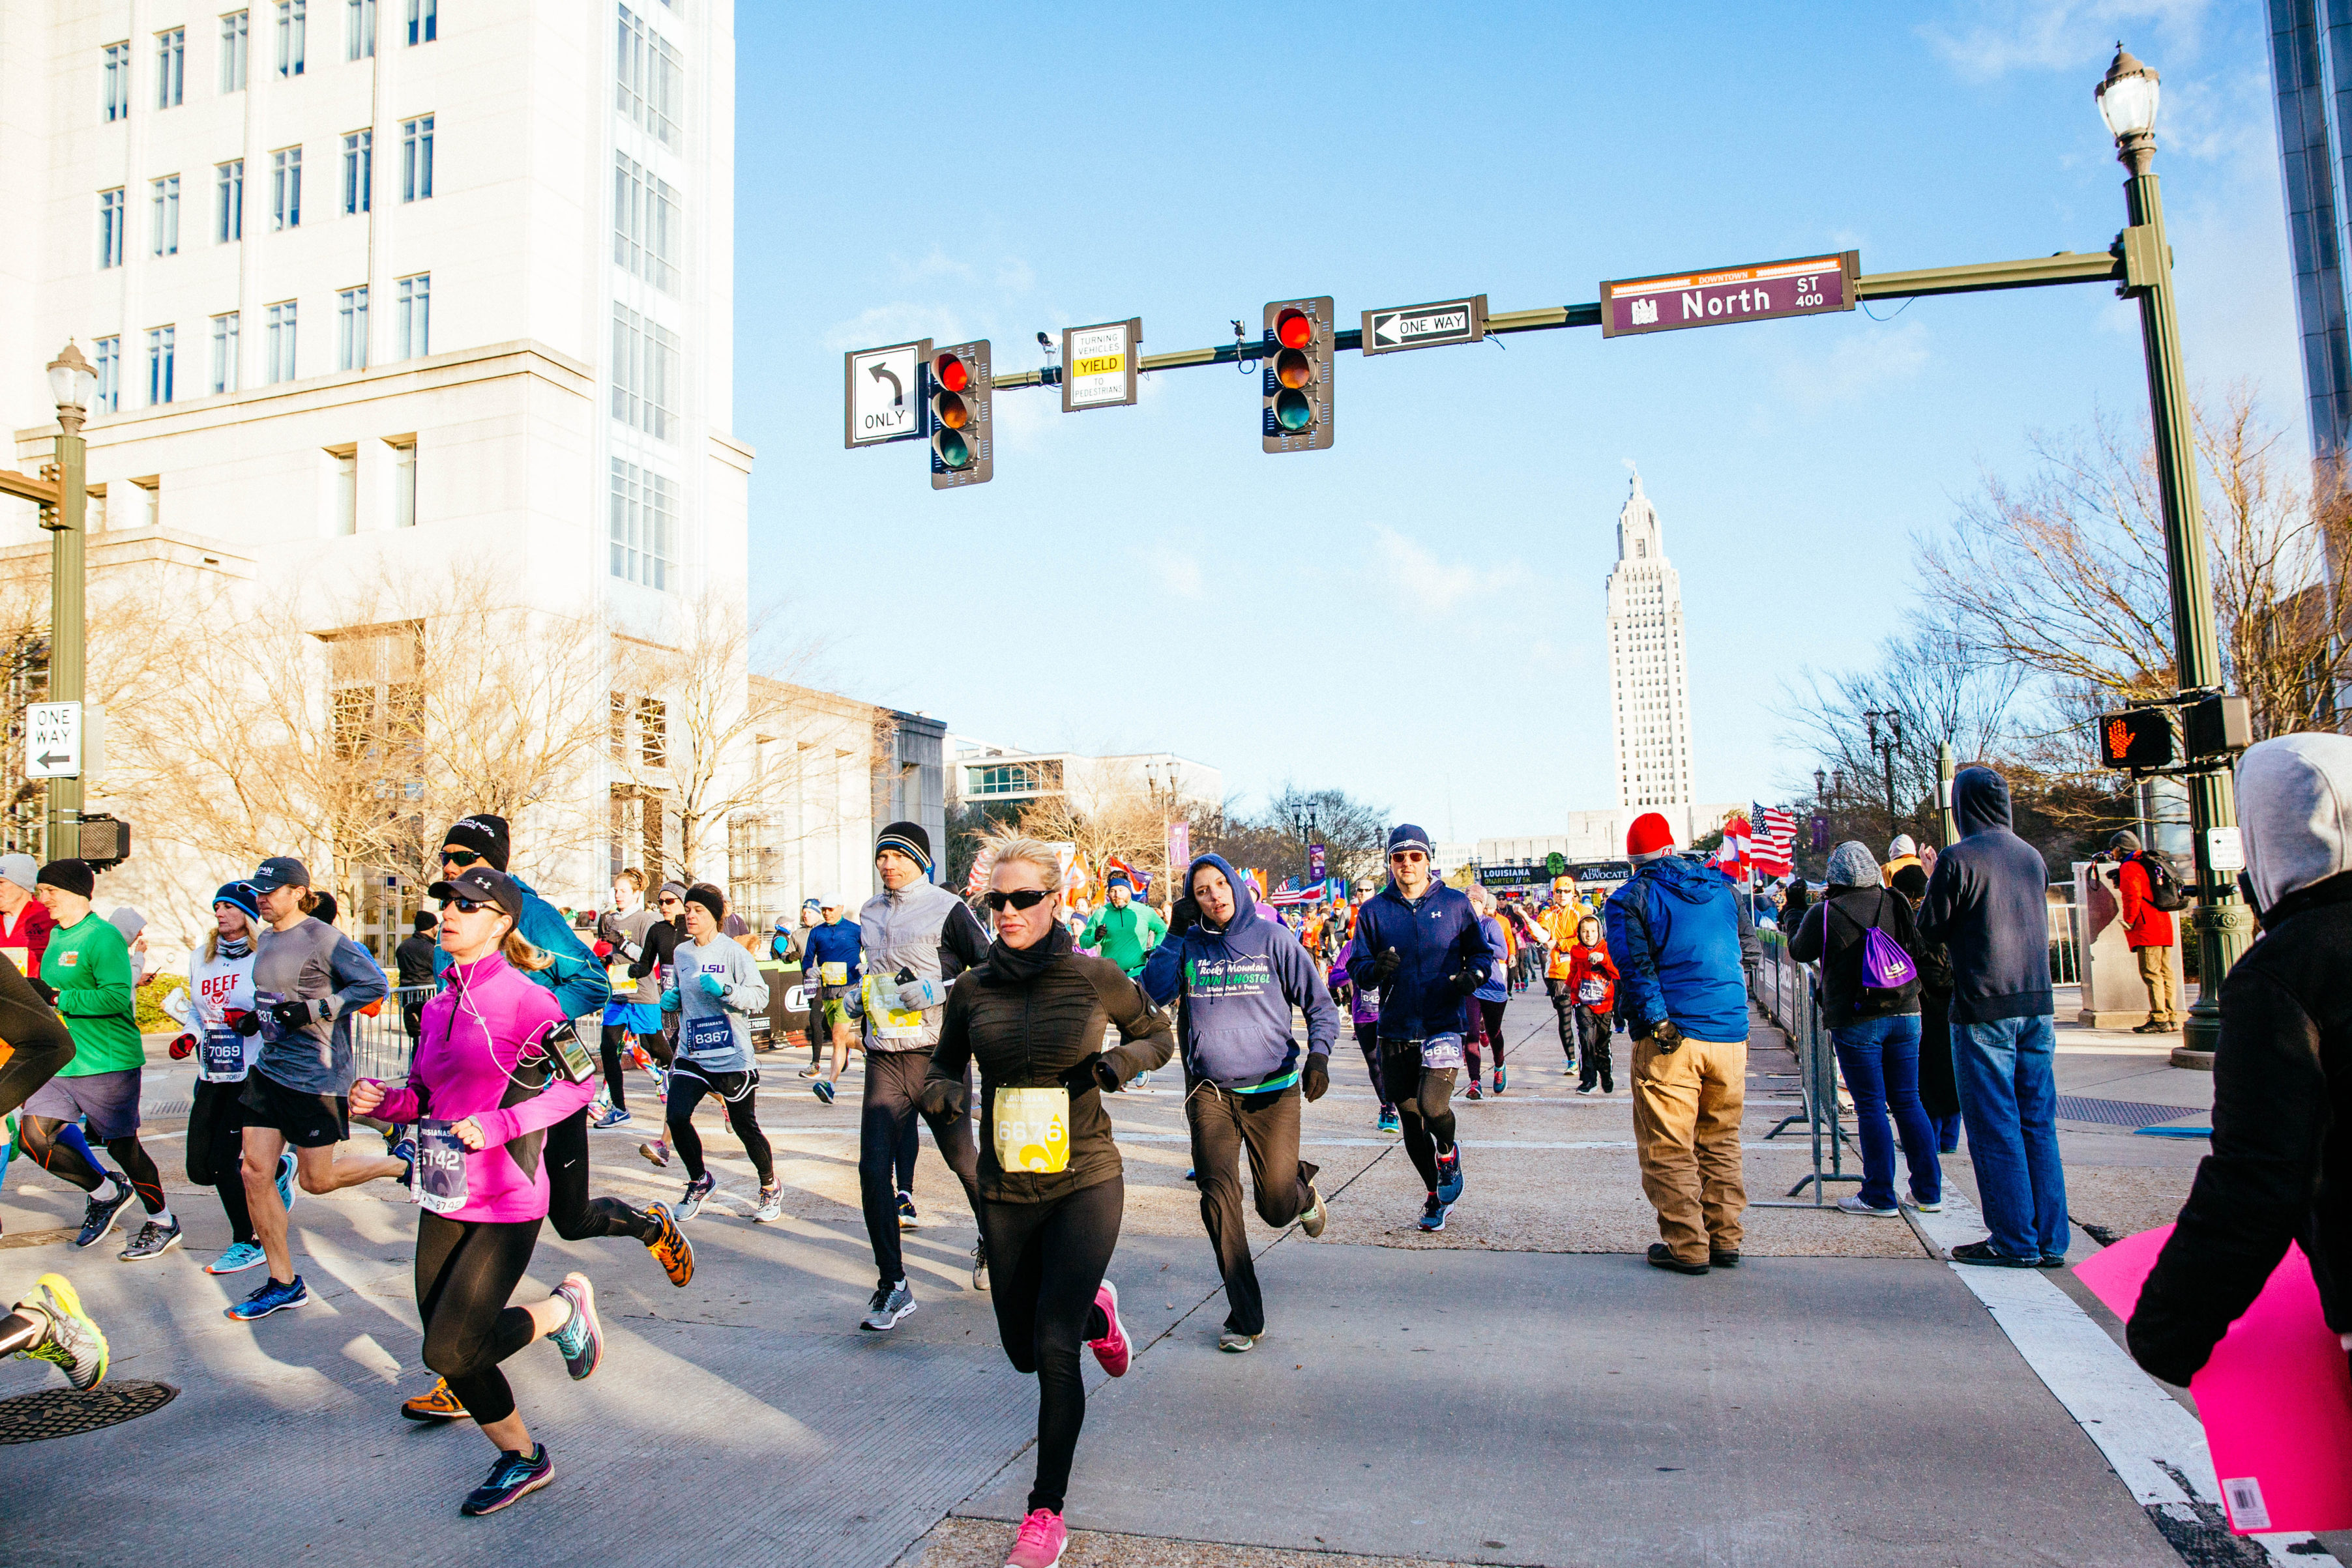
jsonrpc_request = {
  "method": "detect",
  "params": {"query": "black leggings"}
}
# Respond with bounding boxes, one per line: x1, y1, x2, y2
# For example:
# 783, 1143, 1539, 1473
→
18, 1117, 166, 1215
859, 1051, 982, 1289
415, 1212, 542, 1427
187, 1079, 256, 1245
599, 1023, 634, 1112
1377, 1041, 1458, 1191
543, 1104, 659, 1243
667, 1066, 772, 1184
980, 1178, 1120, 1517
1355, 1022, 1389, 1109
1546, 980, 1578, 1057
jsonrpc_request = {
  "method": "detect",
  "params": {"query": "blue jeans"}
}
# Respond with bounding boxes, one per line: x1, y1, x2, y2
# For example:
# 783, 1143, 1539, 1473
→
1830, 1014, 1941, 1211
1953, 1015, 2066, 1260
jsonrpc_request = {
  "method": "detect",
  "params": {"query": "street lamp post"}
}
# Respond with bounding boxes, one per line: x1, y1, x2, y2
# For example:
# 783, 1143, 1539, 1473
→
1862, 709, 1904, 844
2099, 46, 2249, 1053
42, 343, 95, 863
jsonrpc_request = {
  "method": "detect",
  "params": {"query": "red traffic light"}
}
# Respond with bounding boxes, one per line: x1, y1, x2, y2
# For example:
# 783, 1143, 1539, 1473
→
1276, 309, 1312, 349
933, 352, 970, 394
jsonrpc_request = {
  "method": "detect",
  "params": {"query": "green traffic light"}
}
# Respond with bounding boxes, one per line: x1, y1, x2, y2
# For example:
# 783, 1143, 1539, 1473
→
935, 428, 973, 469
1272, 388, 1313, 431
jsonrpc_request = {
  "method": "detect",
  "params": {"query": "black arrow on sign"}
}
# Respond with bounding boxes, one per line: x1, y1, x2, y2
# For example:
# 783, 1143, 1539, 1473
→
868, 363, 904, 406
35, 751, 70, 769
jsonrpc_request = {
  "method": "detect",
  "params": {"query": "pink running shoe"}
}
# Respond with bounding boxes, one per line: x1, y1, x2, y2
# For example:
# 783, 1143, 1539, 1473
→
1005, 1507, 1067, 1568
1087, 1280, 1130, 1377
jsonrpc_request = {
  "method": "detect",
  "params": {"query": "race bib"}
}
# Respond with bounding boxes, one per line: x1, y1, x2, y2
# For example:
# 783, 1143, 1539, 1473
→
683, 1013, 733, 1056
199, 1028, 246, 1081
252, 990, 287, 1046
819, 961, 849, 986
992, 1086, 1070, 1174
1419, 1032, 1466, 1071
606, 961, 638, 996
411, 1120, 470, 1215
1578, 978, 1608, 1004
860, 974, 924, 1039
0, 946, 27, 977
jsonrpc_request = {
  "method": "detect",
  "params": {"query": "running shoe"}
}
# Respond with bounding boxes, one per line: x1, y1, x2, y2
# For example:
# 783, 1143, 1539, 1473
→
400, 1377, 469, 1422
389, 1137, 417, 1189
1376, 1106, 1400, 1135
1493, 1067, 1507, 1094
1418, 1193, 1450, 1232
860, 1279, 917, 1331
207, 1240, 267, 1275
460, 1444, 553, 1517
1297, 1180, 1327, 1240
971, 1240, 990, 1293
548, 1273, 603, 1380
896, 1190, 919, 1230
796, 1064, 822, 1077
74, 1181, 136, 1249
14, 1273, 107, 1389
224, 1273, 309, 1322
1217, 1328, 1259, 1353
275, 1150, 299, 1213
1003, 1507, 1068, 1568
118, 1216, 184, 1262
645, 1202, 695, 1286
754, 1180, 784, 1224
812, 1079, 837, 1106
1087, 1281, 1130, 1376
1905, 1193, 1945, 1214
1463, 1082, 1483, 1101
1837, 1194, 1900, 1218
1435, 1148, 1464, 1206
639, 1138, 671, 1169
590, 1106, 632, 1130
1575, 1084, 1597, 1096
674, 1173, 715, 1221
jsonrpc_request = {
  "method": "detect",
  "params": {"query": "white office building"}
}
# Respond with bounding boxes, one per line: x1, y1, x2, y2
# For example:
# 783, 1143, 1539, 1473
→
1, 0, 750, 944
1606, 467, 1694, 811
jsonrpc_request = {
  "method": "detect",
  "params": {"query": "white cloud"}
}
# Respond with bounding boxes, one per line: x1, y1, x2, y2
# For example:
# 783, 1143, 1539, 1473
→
1774, 320, 1932, 410
1920, 0, 2210, 83
821, 303, 966, 354
1368, 528, 1531, 617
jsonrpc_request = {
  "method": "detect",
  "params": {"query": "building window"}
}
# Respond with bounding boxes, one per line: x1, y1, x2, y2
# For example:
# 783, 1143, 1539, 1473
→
608, 457, 675, 589
616, 6, 681, 147
145, 327, 176, 406
400, 115, 433, 201
407, 0, 435, 44
394, 273, 430, 358
102, 42, 130, 121
265, 301, 297, 383
210, 313, 240, 394
390, 440, 416, 527
156, 29, 185, 106
271, 147, 302, 228
216, 160, 244, 242
346, 0, 375, 59
150, 175, 180, 256
221, 12, 249, 91
611, 305, 679, 441
94, 338, 120, 413
332, 450, 357, 534
613, 152, 679, 292
341, 130, 371, 214
336, 286, 368, 370
276, 0, 306, 76
636, 697, 668, 766
967, 761, 1062, 797
98, 189, 125, 269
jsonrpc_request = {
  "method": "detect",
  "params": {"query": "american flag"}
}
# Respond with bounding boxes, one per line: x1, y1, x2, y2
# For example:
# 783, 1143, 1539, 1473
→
1752, 804, 1797, 878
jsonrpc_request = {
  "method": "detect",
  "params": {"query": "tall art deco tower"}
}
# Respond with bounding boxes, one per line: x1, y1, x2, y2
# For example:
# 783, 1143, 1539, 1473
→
1606, 468, 1694, 810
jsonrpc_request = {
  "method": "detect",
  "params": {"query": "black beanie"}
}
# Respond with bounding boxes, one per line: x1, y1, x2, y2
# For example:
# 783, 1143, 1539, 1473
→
876, 820, 932, 873
312, 892, 340, 927
37, 859, 94, 899
443, 813, 512, 871
413, 910, 438, 933
684, 882, 726, 925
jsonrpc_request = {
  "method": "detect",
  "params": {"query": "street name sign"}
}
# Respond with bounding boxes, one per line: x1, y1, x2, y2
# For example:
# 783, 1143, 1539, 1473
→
1061, 319, 1141, 412
844, 340, 930, 448
1600, 252, 1859, 338
25, 701, 80, 779
1360, 295, 1488, 355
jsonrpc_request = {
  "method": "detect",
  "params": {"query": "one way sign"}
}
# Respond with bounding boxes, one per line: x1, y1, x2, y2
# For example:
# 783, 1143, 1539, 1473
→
25, 701, 80, 779
1360, 295, 1488, 356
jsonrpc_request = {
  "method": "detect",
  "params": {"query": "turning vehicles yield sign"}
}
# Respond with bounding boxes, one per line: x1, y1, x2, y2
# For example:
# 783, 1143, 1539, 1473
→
843, 340, 930, 447
1360, 295, 1487, 355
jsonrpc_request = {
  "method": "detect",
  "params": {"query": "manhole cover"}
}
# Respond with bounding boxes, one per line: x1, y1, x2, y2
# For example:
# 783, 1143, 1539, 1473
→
0, 1230, 74, 1251
0, 1380, 178, 1443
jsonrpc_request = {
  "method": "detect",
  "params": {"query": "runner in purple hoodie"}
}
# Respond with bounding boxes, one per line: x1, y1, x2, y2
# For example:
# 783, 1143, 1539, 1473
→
351, 866, 610, 1518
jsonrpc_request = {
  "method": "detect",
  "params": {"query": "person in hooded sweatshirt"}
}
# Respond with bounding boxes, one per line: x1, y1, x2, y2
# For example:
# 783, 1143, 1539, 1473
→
1918, 766, 2065, 1268
2128, 733, 2352, 1389
1142, 853, 1340, 1353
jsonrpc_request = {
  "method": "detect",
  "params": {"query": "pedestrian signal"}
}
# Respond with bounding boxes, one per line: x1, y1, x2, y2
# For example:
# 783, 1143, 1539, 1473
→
2098, 708, 2171, 771
927, 340, 992, 489
1262, 297, 1334, 454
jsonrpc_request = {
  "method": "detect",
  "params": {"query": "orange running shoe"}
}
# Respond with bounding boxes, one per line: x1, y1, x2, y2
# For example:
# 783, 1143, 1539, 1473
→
400, 1376, 468, 1422
645, 1201, 695, 1288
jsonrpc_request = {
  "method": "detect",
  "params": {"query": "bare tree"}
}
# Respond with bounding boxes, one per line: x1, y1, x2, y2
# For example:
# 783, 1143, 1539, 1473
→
1014, 760, 1173, 896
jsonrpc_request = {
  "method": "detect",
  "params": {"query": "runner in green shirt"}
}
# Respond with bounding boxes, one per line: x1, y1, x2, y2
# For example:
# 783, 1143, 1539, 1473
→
1080, 874, 1166, 978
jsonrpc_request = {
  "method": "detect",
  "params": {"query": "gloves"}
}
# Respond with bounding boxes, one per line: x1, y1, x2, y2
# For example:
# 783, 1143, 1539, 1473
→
658, 988, 680, 1012
1302, 1053, 1329, 1103
1169, 897, 1201, 938
1447, 960, 1484, 995
1057, 1051, 1122, 1096
168, 1032, 196, 1060
592, 940, 613, 959
698, 972, 727, 998
1647, 1017, 1684, 1054
229, 1009, 261, 1038
897, 977, 945, 1011
267, 998, 318, 1031
919, 1078, 969, 1120
1371, 947, 1402, 984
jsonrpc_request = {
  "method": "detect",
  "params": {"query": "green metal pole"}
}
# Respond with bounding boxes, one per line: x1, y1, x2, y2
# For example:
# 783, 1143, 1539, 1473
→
2117, 134, 2248, 1053
45, 411, 85, 863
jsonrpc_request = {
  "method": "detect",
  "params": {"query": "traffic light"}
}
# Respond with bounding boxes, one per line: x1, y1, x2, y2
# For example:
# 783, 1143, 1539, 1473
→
2183, 693, 2252, 759
1261, 297, 1334, 453
926, 340, 992, 489
2098, 708, 2173, 771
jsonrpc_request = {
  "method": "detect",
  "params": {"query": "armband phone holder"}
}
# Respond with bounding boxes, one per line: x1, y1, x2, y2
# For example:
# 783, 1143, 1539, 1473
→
539, 1020, 597, 1084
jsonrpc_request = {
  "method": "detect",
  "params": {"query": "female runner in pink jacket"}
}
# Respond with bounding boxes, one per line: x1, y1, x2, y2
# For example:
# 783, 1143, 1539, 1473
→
351, 865, 607, 1518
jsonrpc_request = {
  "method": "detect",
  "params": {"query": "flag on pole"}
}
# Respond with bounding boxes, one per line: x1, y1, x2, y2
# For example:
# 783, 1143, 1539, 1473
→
1752, 804, 1797, 878
1716, 814, 1753, 881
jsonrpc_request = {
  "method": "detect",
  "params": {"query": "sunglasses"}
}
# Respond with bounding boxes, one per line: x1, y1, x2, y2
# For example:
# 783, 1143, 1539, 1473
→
1389, 850, 1428, 863
982, 887, 1055, 912
657, 895, 681, 906
445, 896, 497, 914
440, 847, 486, 868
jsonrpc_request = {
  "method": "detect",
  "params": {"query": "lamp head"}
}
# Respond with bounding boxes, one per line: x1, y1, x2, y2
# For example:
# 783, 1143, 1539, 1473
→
2097, 44, 2160, 155
46, 341, 96, 417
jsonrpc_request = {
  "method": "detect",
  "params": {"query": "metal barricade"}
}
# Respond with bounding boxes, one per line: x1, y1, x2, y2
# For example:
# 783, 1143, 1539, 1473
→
352, 985, 431, 1083
1748, 929, 1860, 1207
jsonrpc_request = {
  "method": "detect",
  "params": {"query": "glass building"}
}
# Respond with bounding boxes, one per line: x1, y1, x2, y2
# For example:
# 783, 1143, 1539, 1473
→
2271, 1, 2352, 463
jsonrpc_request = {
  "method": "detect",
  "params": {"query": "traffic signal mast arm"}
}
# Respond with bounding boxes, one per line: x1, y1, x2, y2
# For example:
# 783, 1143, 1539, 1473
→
981, 248, 2122, 390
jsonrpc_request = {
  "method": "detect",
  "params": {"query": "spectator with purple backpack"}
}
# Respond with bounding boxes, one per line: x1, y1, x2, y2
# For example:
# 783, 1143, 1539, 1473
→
1787, 839, 1942, 1218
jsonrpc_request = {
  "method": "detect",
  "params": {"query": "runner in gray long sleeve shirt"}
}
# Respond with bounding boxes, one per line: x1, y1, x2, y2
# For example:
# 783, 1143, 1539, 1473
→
252, 914, 389, 1095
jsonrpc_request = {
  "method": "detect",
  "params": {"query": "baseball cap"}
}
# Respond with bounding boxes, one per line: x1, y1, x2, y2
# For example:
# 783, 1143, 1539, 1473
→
428, 866, 524, 920
250, 856, 312, 893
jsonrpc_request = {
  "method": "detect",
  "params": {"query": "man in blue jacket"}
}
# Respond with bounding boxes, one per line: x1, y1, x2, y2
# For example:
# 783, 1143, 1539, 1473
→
1144, 854, 1340, 1352
1606, 811, 1755, 1275
1346, 825, 1490, 1231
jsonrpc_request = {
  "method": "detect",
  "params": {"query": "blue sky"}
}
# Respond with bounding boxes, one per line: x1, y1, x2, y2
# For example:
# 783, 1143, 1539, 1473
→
735, 0, 2296, 843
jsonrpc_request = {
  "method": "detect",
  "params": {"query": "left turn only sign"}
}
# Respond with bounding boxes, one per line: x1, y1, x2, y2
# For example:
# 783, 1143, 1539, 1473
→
844, 340, 930, 448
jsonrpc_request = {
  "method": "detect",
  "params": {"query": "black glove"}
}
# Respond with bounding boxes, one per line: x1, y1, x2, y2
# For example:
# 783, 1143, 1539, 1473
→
1447, 962, 1484, 996
1647, 1017, 1684, 1054
231, 1010, 262, 1038
1371, 946, 1402, 984
918, 1078, 969, 1120
1058, 1052, 1121, 1096
1169, 897, 1200, 937
1302, 1053, 1329, 1103
268, 998, 317, 1031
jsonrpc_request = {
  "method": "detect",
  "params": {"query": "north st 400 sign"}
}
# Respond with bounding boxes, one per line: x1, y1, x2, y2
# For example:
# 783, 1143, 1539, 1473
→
1600, 251, 1859, 338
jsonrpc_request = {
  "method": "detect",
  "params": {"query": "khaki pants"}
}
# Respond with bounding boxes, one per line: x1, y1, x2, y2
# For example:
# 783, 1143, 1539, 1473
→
1632, 1034, 1748, 1265
2134, 945, 2179, 1026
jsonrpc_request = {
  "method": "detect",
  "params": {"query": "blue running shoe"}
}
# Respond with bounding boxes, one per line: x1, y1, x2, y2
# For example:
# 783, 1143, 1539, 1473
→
74, 1180, 136, 1249
1418, 1193, 1449, 1232
548, 1272, 602, 1380
1376, 1106, 1400, 1135
812, 1079, 836, 1106
1435, 1147, 1464, 1206
590, 1106, 631, 1130
460, 1444, 552, 1517
275, 1150, 299, 1213
387, 1137, 417, 1190
206, 1241, 267, 1276
224, 1274, 309, 1322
